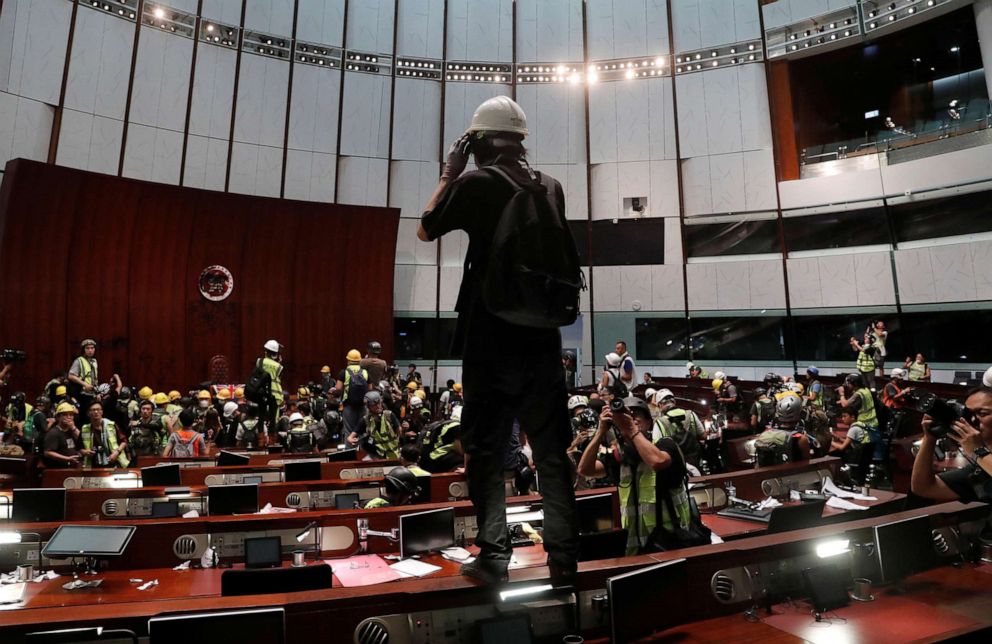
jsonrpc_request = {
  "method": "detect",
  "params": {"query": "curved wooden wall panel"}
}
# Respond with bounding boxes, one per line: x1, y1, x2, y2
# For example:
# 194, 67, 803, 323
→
0, 159, 398, 394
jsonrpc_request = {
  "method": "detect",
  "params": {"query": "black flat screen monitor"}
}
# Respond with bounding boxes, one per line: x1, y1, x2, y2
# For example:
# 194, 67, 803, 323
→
767, 499, 826, 534
578, 528, 628, 562
334, 493, 360, 510
874, 515, 937, 584
327, 448, 359, 462
42, 525, 135, 558
802, 563, 851, 613
608, 558, 688, 643
399, 507, 455, 559
576, 493, 615, 534
208, 483, 259, 516
477, 614, 533, 644
284, 460, 322, 482
149, 608, 285, 644
141, 464, 182, 487
217, 451, 251, 467
12, 488, 66, 523
151, 501, 180, 518
244, 536, 282, 568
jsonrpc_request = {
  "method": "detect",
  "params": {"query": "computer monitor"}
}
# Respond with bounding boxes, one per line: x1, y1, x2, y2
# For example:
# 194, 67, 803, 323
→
149, 608, 285, 643
767, 499, 826, 534
42, 525, 136, 558
399, 507, 455, 559
334, 493, 360, 510
151, 501, 180, 518
326, 448, 359, 462
208, 483, 259, 516
284, 460, 322, 482
217, 451, 251, 467
607, 559, 688, 643
575, 493, 615, 534
476, 614, 533, 644
244, 536, 282, 568
141, 464, 182, 487
874, 515, 937, 584
577, 528, 628, 562
802, 563, 851, 613
12, 488, 66, 523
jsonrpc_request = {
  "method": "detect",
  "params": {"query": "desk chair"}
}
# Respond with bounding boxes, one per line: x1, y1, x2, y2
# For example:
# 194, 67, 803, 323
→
767, 499, 826, 534
221, 563, 333, 596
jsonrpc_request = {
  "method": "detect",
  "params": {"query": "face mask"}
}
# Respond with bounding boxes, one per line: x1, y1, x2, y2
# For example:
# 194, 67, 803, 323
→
199, 400, 209, 409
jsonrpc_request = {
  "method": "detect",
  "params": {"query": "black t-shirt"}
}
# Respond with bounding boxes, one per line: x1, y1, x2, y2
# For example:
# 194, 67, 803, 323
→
420, 162, 565, 360
938, 464, 992, 503
43, 427, 79, 467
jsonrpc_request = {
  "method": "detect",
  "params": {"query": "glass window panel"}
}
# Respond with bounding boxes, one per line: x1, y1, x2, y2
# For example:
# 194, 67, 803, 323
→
689, 316, 791, 361
685, 219, 780, 257
890, 190, 992, 243
900, 310, 992, 363
792, 313, 902, 363
783, 207, 890, 252
634, 318, 688, 361
589, 219, 665, 266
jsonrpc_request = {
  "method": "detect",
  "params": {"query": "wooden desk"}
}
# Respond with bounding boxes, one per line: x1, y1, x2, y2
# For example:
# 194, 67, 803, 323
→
691, 456, 840, 500
701, 489, 906, 539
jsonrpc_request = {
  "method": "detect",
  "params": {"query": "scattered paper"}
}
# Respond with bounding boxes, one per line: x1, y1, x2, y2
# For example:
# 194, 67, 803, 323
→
137, 579, 159, 591
826, 496, 869, 511
389, 559, 442, 578
35, 571, 58, 582
172, 561, 191, 571
756, 497, 782, 510
710, 533, 725, 545
822, 477, 877, 501
258, 503, 295, 514
328, 555, 402, 587
182, 509, 199, 518
440, 547, 473, 562
0, 583, 25, 605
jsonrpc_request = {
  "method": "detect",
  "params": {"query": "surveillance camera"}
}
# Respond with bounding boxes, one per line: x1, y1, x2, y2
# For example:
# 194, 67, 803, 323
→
904, 190, 912, 197
631, 198, 645, 213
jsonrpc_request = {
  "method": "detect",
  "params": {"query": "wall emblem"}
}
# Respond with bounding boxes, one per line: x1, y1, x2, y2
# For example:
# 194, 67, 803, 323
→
198, 265, 234, 301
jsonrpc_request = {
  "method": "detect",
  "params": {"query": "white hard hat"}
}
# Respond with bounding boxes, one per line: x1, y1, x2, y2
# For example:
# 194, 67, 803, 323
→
644, 388, 657, 401
984, 366, 992, 388
450, 405, 463, 422
714, 371, 726, 380
890, 367, 907, 379
686, 361, 695, 370
223, 401, 239, 418
567, 395, 589, 411
466, 96, 529, 136
263, 339, 281, 352
289, 412, 304, 424
409, 396, 423, 408
656, 388, 675, 402
605, 352, 622, 367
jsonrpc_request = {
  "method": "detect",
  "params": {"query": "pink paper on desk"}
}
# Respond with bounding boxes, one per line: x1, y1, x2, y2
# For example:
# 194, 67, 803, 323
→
326, 555, 402, 587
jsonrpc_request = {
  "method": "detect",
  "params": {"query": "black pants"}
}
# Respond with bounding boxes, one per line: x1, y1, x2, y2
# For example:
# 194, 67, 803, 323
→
461, 351, 578, 569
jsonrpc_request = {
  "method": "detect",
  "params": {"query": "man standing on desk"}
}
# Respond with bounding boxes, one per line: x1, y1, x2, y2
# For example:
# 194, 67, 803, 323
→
417, 96, 580, 587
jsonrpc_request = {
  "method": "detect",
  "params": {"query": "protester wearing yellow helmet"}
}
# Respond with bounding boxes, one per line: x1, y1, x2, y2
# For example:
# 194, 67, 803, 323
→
138, 386, 153, 401
42, 401, 84, 468
338, 349, 370, 437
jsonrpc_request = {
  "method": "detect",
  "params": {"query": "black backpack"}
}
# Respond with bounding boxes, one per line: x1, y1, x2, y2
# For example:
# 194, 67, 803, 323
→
343, 366, 367, 404
480, 166, 584, 328
245, 359, 273, 404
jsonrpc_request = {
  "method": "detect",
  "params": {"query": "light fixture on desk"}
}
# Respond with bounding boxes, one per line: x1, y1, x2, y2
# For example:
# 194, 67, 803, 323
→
296, 521, 320, 562
499, 583, 554, 602
816, 538, 850, 558
0, 531, 22, 544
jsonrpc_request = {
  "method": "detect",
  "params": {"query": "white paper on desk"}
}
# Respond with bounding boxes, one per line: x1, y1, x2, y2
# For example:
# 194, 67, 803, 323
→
0, 582, 26, 605
710, 533, 724, 545
173, 561, 191, 571
826, 496, 868, 511
389, 559, 442, 578
258, 503, 295, 514
182, 509, 199, 518
822, 477, 877, 501
440, 547, 472, 562
34, 571, 58, 582
756, 497, 782, 510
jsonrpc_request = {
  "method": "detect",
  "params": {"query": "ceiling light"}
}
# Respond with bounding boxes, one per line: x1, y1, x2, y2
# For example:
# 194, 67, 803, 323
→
655, 57, 664, 66
950, 46, 960, 52
625, 69, 635, 79
748, 44, 755, 51
888, 15, 896, 22
153, 7, 165, 19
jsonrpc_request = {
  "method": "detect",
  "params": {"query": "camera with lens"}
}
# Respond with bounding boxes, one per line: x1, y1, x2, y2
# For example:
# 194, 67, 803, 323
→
577, 407, 599, 429
92, 445, 109, 467
1, 348, 26, 363
909, 390, 974, 438
608, 382, 629, 412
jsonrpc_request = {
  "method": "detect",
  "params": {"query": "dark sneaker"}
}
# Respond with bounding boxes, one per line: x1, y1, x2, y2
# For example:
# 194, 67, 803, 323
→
460, 559, 509, 585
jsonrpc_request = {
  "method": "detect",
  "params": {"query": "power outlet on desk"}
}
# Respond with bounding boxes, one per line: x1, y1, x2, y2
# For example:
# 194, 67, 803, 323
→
509, 597, 575, 638
0, 543, 39, 569
454, 516, 478, 542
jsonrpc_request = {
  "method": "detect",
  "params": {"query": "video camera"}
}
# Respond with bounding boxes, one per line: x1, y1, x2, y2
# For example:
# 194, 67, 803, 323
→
908, 390, 975, 438
1, 348, 26, 363
608, 382, 629, 412
576, 407, 599, 429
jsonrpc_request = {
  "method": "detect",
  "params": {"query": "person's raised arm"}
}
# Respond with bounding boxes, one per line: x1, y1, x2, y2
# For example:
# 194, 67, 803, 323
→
418, 135, 471, 242
911, 426, 958, 501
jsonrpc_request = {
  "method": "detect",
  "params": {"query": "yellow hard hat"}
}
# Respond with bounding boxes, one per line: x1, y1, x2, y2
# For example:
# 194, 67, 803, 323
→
55, 385, 67, 396
234, 387, 245, 399
712, 379, 723, 391
153, 392, 169, 406
168, 390, 181, 401
196, 389, 212, 400
216, 388, 231, 401
406, 381, 418, 391
453, 383, 463, 393
415, 389, 427, 400
320, 365, 331, 374
138, 386, 153, 400
298, 386, 310, 397
56, 402, 77, 415
346, 349, 361, 362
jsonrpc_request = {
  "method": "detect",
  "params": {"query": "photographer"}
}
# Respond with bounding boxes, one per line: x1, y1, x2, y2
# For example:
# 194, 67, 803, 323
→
577, 397, 708, 555
849, 336, 878, 391
912, 386, 992, 502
